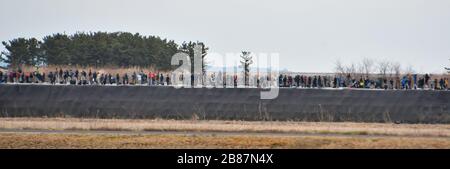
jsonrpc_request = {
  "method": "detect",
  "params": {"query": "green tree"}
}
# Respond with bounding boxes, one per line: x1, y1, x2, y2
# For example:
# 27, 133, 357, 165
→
28, 38, 44, 66
1, 38, 39, 69
240, 51, 253, 86
1, 32, 204, 71
179, 41, 209, 74
41, 33, 72, 65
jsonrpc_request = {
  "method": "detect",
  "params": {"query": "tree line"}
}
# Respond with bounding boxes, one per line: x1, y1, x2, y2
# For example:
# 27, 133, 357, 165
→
1, 32, 208, 71
334, 57, 418, 78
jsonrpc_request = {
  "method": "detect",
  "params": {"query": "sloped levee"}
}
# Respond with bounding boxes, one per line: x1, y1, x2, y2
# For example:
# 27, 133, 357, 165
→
0, 85, 449, 123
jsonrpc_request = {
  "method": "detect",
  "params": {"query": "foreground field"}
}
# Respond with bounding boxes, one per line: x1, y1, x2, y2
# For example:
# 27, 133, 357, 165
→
1, 118, 450, 137
0, 118, 449, 148
1, 133, 450, 149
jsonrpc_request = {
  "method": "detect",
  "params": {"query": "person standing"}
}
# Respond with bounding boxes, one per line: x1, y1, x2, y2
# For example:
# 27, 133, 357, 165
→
131, 72, 137, 85
233, 74, 238, 88
413, 74, 418, 90
48, 71, 54, 85
107, 73, 113, 85
433, 78, 438, 90
151, 72, 156, 86
424, 74, 430, 89
116, 73, 120, 85
407, 74, 413, 90
59, 68, 63, 84
148, 72, 153, 86
88, 69, 92, 85
99, 74, 104, 85
93, 71, 98, 85
63, 70, 68, 84
74, 69, 79, 84
156, 73, 160, 85
445, 78, 449, 90
17, 69, 23, 83
295, 75, 300, 87
81, 70, 86, 85
166, 74, 170, 86
278, 74, 283, 87
439, 78, 445, 90
136, 72, 142, 85
123, 73, 129, 85
318, 76, 322, 88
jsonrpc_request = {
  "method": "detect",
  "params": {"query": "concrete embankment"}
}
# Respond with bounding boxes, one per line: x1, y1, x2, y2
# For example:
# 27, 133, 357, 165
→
0, 85, 449, 123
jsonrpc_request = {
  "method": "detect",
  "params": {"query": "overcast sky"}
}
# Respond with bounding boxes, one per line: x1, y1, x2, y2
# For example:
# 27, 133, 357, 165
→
1, 0, 449, 73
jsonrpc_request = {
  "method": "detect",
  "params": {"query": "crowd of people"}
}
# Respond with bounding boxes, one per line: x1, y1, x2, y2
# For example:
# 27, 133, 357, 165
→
0, 68, 449, 90
277, 73, 449, 90
0, 68, 172, 86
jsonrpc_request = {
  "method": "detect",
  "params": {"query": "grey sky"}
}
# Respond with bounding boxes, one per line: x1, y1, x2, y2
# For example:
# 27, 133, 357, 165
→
1, 0, 449, 73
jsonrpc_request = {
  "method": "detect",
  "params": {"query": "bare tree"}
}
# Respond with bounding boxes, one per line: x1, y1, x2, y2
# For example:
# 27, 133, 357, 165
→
345, 63, 357, 77
377, 60, 390, 78
356, 62, 365, 77
334, 59, 345, 76
445, 59, 450, 73
361, 57, 375, 77
391, 62, 401, 78
404, 64, 415, 75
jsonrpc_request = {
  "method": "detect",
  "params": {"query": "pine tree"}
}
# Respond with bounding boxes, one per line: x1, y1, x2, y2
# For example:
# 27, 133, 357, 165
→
240, 51, 253, 86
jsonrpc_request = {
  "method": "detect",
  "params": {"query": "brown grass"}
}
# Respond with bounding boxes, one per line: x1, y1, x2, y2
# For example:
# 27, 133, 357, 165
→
1, 118, 450, 137
0, 133, 449, 149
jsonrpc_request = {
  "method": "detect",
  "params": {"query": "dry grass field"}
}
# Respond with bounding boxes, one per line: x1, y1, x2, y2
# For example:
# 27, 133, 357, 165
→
1, 118, 450, 137
0, 118, 449, 149
1, 133, 450, 149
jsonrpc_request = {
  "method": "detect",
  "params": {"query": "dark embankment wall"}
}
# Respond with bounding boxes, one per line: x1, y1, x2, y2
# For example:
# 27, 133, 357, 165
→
0, 85, 449, 123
